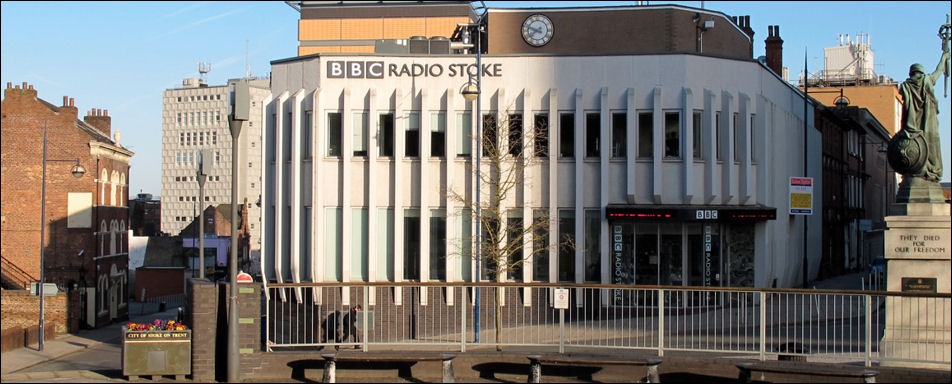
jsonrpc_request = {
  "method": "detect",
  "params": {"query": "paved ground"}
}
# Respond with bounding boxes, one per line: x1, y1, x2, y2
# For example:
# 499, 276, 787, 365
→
2, 272, 949, 383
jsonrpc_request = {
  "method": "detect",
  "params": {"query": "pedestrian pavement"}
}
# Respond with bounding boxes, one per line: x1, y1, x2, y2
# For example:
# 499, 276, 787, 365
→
1, 271, 940, 384
1, 304, 182, 381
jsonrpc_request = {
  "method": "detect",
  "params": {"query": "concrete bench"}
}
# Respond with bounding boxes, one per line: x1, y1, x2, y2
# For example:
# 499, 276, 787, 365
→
320, 352, 456, 383
736, 361, 878, 383
526, 354, 662, 383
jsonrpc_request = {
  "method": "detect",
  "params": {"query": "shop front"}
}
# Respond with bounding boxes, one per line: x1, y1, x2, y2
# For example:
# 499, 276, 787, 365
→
606, 206, 776, 289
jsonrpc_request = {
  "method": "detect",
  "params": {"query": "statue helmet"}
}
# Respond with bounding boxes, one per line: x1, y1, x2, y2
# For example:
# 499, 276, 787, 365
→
909, 63, 925, 76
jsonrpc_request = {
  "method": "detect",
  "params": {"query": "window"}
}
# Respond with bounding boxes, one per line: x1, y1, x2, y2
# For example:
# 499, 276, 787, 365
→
715, 112, 723, 161
584, 210, 600, 282
559, 113, 574, 158
638, 112, 653, 158
180, 133, 185, 146
304, 110, 313, 159
325, 208, 342, 280
508, 113, 523, 156
507, 214, 523, 282
558, 210, 575, 282
405, 112, 420, 158
377, 209, 395, 281
212, 132, 217, 145
533, 114, 548, 158
750, 114, 758, 163
199, 132, 204, 146
664, 111, 680, 159
456, 112, 472, 157
403, 209, 420, 280
431, 112, 446, 158
532, 210, 549, 282
482, 113, 497, 157
429, 210, 446, 281
327, 112, 342, 157
354, 112, 368, 157
693, 110, 703, 160
177, 113, 182, 126
585, 113, 600, 158
216, 111, 220, 123
379, 113, 394, 157
352, 208, 368, 281
733, 113, 741, 163
611, 112, 626, 158
186, 132, 191, 146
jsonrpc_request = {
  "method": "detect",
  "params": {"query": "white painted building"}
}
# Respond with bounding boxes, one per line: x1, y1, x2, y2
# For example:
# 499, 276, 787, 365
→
263, 4, 823, 289
160, 77, 270, 274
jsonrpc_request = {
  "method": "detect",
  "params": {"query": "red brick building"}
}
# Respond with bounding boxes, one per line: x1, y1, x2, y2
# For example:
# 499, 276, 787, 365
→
1, 82, 134, 331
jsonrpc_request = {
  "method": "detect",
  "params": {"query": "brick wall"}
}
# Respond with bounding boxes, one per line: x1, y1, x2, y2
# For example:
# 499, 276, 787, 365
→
1, 290, 67, 342
135, 268, 185, 299
186, 279, 261, 381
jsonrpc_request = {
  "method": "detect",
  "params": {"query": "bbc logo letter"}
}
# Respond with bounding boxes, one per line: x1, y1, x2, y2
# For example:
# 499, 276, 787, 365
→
327, 61, 384, 79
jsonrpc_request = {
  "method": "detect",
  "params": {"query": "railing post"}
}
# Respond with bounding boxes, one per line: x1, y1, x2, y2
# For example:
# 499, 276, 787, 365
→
658, 288, 664, 357
759, 291, 766, 361
362, 285, 369, 352
460, 285, 467, 352
865, 294, 872, 367
559, 308, 565, 354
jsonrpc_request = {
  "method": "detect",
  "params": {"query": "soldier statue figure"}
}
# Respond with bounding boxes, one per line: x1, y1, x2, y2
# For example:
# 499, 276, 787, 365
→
888, 16, 951, 203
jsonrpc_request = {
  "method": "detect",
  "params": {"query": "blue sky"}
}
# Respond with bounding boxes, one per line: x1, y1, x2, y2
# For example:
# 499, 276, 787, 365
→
2, 1, 950, 196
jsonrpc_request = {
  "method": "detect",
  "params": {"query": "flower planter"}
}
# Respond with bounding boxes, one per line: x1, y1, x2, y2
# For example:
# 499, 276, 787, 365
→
121, 327, 191, 380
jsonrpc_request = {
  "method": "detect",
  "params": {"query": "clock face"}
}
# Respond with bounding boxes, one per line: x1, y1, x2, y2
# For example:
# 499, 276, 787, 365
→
522, 14, 553, 47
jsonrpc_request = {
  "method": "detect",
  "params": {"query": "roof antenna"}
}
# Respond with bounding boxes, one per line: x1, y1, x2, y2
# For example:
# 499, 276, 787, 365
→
245, 40, 251, 79
198, 62, 211, 85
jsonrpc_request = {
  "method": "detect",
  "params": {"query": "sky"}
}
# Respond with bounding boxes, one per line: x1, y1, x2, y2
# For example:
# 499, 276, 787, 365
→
2, 1, 951, 197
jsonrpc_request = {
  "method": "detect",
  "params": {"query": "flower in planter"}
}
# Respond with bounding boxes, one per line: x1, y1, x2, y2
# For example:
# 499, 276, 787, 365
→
126, 319, 189, 331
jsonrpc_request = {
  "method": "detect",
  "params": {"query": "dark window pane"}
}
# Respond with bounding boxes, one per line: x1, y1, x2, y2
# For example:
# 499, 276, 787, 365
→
559, 113, 574, 158
612, 112, 626, 158
507, 217, 523, 282
328, 112, 342, 157
558, 210, 575, 282
380, 113, 394, 157
693, 110, 703, 160
532, 211, 549, 282
664, 111, 680, 158
534, 114, 548, 158
638, 112, 653, 158
585, 113, 600, 158
429, 215, 446, 281
482, 114, 497, 157
404, 215, 420, 280
508, 114, 523, 156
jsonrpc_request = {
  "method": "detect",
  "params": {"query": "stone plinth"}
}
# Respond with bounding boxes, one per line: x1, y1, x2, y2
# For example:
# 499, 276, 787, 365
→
880, 202, 951, 367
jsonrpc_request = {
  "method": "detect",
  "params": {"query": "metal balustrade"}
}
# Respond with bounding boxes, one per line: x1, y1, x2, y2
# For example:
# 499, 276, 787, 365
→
263, 282, 950, 366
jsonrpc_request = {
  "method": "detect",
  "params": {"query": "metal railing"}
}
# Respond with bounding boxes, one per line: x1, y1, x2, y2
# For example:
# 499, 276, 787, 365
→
264, 283, 950, 366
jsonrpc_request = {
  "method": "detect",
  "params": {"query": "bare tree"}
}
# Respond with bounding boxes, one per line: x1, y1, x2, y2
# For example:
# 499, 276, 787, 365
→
451, 110, 572, 351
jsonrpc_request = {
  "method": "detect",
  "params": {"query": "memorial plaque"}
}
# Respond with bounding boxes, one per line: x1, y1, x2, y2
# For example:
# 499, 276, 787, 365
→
901, 277, 937, 293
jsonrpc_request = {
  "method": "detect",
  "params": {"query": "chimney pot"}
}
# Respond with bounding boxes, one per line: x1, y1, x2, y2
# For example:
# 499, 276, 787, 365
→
6, 82, 11, 89
70, 98, 74, 107
104, 110, 108, 117
22, 82, 27, 89
63, 96, 69, 106
775, 25, 780, 36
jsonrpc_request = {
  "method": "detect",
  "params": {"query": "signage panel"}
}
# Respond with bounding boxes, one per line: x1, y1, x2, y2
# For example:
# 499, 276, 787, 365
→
789, 177, 813, 215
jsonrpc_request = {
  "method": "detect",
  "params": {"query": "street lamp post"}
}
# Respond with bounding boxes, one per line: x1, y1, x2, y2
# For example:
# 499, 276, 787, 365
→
38, 121, 86, 351
197, 154, 207, 279
460, 20, 483, 343
227, 80, 249, 383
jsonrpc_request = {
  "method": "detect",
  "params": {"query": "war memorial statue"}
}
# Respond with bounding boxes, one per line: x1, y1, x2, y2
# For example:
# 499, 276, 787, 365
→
879, 16, 951, 367
887, 16, 951, 203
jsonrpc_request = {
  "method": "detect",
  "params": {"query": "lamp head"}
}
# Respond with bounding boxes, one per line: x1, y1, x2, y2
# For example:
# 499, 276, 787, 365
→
70, 163, 86, 178
461, 82, 479, 101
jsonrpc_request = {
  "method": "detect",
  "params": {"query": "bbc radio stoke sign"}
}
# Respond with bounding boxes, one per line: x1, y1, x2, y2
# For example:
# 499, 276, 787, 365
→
327, 60, 503, 79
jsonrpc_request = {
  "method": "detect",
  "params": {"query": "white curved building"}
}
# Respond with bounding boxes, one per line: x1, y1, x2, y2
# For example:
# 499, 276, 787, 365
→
264, 3, 822, 289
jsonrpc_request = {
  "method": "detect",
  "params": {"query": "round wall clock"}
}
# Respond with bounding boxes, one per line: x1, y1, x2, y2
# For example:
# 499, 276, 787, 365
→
522, 14, 553, 47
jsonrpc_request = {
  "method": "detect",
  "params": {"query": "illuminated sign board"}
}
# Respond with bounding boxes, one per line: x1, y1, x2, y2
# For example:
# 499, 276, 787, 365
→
605, 207, 776, 222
